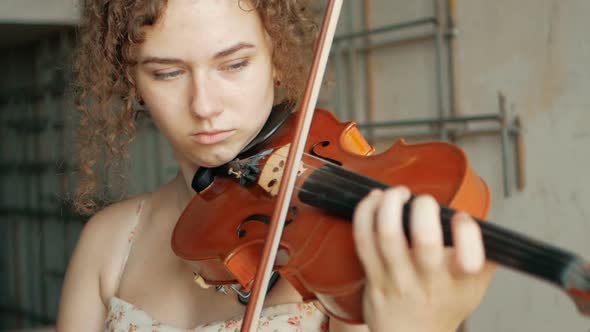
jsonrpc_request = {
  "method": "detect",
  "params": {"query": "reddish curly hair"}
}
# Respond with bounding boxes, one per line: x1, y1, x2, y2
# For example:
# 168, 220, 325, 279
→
72, 0, 317, 214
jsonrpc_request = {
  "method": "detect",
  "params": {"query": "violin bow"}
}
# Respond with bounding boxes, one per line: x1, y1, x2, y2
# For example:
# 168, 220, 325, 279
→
239, 1, 343, 331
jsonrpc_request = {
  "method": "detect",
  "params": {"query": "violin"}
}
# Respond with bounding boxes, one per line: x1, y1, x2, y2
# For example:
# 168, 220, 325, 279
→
172, 104, 590, 324
172, 0, 589, 329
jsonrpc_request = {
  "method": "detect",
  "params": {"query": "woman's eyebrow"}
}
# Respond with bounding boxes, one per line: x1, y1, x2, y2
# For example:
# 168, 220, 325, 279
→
139, 42, 256, 65
213, 42, 255, 59
140, 56, 183, 65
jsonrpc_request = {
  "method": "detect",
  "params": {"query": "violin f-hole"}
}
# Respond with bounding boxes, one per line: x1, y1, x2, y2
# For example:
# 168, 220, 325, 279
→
310, 141, 342, 166
237, 206, 298, 239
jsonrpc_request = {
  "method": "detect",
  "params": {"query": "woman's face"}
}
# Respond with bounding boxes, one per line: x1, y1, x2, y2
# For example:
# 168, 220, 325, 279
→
134, 0, 275, 168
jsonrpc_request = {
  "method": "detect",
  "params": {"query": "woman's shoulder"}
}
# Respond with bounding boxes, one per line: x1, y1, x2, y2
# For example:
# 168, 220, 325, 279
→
82, 192, 151, 245
89, 193, 150, 228
57, 191, 157, 327
72, 192, 153, 301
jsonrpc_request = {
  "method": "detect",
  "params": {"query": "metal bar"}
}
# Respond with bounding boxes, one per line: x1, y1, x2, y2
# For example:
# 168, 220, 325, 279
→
58, 30, 73, 279
354, 31, 437, 52
0, 79, 66, 105
0, 208, 85, 222
0, 161, 70, 174
333, 44, 346, 119
12, 218, 23, 328
333, 17, 436, 42
434, 0, 448, 140
344, 1, 360, 123
513, 116, 526, 191
367, 126, 521, 142
447, 0, 460, 116
2, 118, 51, 133
356, 113, 501, 129
331, 29, 458, 55
363, 0, 375, 142
23, 104, 35, 329
499, 93, 511, 197
0, 306, 55, 325
35, 94, 48, 318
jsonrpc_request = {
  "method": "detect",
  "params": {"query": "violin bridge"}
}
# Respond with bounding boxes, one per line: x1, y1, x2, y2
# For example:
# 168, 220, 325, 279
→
258, 144, 307, 196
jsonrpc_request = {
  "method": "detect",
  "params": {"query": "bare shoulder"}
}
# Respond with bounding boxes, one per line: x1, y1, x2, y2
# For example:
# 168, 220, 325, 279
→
60, 191, 152, 305
57, 192, 152, 330
84, 193, 150, 244
80, 192, 153, 299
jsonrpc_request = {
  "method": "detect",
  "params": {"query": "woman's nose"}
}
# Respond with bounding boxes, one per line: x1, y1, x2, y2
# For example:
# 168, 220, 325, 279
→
189, 76, 223, 119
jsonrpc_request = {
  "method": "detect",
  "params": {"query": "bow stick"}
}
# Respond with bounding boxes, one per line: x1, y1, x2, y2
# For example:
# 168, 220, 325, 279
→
239, 1, 343, 331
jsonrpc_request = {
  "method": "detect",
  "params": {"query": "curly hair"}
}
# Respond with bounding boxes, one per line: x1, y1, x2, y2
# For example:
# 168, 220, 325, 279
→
72, 0, 317, 215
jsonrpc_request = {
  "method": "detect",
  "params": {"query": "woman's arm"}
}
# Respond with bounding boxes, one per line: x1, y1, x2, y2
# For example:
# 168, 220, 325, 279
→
56, 200, 138, 332
56, 215, 109, 331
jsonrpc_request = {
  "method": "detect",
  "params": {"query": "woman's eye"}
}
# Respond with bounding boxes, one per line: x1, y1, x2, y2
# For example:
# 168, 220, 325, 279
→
154, 71, 183, 80
223, 60, 249, 72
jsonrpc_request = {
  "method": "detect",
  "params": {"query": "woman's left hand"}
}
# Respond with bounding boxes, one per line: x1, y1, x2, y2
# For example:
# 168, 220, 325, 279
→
352, 187, 496, 332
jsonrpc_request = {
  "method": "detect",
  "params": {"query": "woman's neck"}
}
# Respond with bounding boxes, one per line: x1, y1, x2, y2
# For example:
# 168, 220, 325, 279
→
175, 161, 199, 211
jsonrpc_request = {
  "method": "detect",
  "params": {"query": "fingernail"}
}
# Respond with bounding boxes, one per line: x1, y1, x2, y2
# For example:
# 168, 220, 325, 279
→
397, 186, 411, 200
370, 189, 383, 197
454, 211, 471, 221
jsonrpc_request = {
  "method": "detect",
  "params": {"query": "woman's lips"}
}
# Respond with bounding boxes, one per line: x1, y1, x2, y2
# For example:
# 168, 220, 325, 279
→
191, 129, 236, 145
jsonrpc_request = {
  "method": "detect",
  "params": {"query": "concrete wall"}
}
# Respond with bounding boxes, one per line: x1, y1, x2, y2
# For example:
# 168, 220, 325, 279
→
455, 0, 589, 330
363, 0, 590, 330
0, 0, 80, 24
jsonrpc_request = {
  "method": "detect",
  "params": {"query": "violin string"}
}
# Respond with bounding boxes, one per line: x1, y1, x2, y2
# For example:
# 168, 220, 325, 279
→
266, 161, 583, 281
260, 152, 564, 264
240, 151, 589, 286
245, 149, 381, 193
254, 152, 582, 270
473, 228, 575, 283
305, 179, 589, 287
264, 153, 579, 266
438, 206, 582, 282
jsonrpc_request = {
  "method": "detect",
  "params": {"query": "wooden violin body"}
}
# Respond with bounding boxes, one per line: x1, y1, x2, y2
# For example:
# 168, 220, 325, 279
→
172, 109, 505, 323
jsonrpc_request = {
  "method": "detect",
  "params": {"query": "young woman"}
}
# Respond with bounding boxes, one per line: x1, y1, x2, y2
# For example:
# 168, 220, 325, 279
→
57, 0, 495, 331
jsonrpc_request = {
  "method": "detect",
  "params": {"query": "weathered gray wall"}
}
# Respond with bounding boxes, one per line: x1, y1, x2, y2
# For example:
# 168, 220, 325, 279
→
358, 0, 590, 331
455, 0, 590, 330
0, 0, 79, 24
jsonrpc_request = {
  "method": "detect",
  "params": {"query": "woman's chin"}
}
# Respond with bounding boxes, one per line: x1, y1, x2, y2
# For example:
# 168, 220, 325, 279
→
179, 142, 245, 169
197, 160, 229, 168
192, 153, 238, 169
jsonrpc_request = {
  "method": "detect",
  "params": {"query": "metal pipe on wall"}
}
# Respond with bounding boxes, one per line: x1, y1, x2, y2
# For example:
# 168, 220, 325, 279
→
346, 1, 363, 124
37, 38, 54, 317
356, 112, 502, 129
363, 0, 376, 142
333, 43, 346, 119
35, 93, 49, 321
354, 31, 447, 53
333, 0, 358, 122
447, 0, 461, 117
434, 0, 449, 141
333, 17, 436, 43
23, 104, 33, 330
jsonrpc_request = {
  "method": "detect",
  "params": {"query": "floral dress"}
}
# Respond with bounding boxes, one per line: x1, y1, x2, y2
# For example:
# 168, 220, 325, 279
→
105, 297, 329, 332
105, 200, 329, 332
